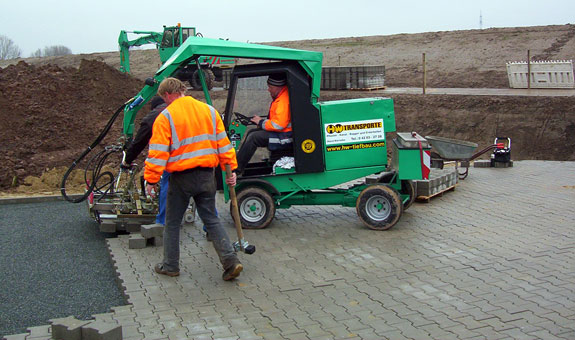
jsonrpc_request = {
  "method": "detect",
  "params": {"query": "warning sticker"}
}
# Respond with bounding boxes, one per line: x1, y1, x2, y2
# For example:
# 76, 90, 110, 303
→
324, 119, 384, 145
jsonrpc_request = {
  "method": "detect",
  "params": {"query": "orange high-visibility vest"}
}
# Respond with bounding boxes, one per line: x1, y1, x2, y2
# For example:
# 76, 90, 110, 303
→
262, 87, 291, 132
144, 96, 237, 184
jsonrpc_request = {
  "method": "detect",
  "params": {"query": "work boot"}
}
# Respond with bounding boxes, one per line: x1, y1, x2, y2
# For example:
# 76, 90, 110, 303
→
154, 263, 180, 277
222, 256, 243, 281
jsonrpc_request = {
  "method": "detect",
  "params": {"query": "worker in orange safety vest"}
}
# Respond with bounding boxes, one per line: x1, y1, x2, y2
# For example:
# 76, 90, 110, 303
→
236, 73, 292, 175
144, 77, 243, 281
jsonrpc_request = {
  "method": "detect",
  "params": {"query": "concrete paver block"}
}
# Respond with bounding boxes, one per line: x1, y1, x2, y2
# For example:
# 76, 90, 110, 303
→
152, 236, 163, 247
1, 334, 28, 340
126, 223, 141, 233
494, 160, 513, 167
25, 325, 51, 338
50, 316, 92, 340
128, 234, 146, 249
81, 320, 122, 340
99, 221, 116, 233
474, 160, 491, 167
140, 224, 164, 239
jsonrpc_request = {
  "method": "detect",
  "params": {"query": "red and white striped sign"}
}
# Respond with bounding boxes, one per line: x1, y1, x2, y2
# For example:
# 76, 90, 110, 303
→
422, 149, 431, 180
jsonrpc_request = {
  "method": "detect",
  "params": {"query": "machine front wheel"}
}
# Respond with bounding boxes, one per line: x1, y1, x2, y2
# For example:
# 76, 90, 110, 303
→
235, 187, 275, 229
183, 200, 196, 224
356, 185, 403, 230
400, 180, 416, 210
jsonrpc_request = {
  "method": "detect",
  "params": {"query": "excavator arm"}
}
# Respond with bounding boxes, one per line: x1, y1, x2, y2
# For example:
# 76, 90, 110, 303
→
118, 30, 163, 73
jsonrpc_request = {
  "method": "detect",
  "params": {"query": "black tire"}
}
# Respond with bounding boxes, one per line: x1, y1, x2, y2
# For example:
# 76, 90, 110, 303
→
356, 185, 403, 230
190, 68, 215, 90
400, 180, 416, 210
234, 187, 275, 229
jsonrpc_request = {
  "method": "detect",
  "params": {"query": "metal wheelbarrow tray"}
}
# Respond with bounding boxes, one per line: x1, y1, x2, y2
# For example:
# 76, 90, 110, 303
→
425, 136, 478, 160
425, 136, 479, 180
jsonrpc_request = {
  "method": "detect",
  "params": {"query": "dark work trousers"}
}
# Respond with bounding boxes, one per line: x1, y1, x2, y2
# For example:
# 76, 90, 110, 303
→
162, 168, 236, 272
236, 129, 271, 174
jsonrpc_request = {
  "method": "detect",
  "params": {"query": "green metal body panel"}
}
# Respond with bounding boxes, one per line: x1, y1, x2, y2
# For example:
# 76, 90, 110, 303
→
319, 97, 395, 171
251, 165, 386, 192
236, 166, 403, 209
391, 139, 429, 180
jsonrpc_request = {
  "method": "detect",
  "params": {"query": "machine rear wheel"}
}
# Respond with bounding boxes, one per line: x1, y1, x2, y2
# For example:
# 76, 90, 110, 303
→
356, 185, 403, 230
235, 187, 275, 229
190, 68, 215, 90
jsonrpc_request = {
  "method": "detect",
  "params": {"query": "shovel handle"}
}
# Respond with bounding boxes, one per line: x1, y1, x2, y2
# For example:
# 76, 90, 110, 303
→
225, 164, 244, 241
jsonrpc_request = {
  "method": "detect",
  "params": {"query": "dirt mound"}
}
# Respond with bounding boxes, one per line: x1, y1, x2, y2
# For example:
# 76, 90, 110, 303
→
319, 91, 575, 162
0, 60, 146, 191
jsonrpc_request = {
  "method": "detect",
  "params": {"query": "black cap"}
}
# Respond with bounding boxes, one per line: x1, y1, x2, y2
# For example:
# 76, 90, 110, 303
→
149, 96, 165, 110
267, 73, 287, 87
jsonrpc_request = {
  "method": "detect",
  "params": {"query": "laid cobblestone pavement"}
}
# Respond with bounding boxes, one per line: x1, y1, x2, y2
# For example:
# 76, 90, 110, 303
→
7, 160, 575, 340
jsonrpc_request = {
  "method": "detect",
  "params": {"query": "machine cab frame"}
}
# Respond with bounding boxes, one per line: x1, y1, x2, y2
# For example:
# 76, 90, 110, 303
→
223, 61, 325, 177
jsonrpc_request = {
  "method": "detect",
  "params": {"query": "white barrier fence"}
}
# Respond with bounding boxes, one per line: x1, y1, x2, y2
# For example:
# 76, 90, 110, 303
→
506, 60, 575, 89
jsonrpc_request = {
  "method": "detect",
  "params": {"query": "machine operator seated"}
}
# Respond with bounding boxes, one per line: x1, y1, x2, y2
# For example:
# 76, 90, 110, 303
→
236, 73, 292, 175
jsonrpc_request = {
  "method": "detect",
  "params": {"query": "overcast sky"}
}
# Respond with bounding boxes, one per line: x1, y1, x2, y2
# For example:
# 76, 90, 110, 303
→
2, 0, 574, 57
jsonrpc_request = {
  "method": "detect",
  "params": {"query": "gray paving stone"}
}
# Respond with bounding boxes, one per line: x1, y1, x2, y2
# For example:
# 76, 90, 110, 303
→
50, 316, 92, 340
141, 224, 164, 239
128, 234, 147, 249
1, 334, 28, 340
25, 325, 51, 339
81, 320, 122, 340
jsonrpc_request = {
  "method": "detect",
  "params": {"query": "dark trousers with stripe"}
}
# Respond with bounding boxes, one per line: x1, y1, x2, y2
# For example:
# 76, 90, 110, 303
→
236, 129, 270, 174
162, 167, 236, 272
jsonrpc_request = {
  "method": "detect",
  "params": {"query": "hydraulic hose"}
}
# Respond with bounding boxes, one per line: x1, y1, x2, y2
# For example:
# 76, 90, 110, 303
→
60, 103, 127, 203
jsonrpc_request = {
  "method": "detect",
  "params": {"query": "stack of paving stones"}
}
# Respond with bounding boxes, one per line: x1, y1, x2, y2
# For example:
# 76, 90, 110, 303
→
128, 224, 164, 249
474, 159, 514, 168
2, 316, 122, 340
99, 221, 142, 234
414, 167, 458, 199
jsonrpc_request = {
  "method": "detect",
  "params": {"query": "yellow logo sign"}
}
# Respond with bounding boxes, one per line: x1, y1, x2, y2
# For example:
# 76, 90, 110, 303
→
301, 139, 316, 153
326, 124, 344, 134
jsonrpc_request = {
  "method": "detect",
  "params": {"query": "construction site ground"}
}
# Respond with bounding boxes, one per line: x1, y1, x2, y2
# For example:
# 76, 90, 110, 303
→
1, 23, 574, 339
2, 161, 574, 339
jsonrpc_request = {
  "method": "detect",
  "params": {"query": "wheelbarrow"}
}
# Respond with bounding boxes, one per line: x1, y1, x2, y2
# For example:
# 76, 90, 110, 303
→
426, 136, 508, 179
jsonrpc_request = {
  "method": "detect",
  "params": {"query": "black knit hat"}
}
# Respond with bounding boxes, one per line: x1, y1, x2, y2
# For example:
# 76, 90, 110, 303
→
267, 73, 287, 87
149, 96, 165, 110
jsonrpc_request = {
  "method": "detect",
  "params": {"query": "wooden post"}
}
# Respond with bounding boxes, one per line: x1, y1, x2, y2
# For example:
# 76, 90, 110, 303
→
422, 53, 427, 95
527, 50, 531, 89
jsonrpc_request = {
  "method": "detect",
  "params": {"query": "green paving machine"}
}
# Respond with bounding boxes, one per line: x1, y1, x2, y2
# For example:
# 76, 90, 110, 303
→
118, 37, 430, 231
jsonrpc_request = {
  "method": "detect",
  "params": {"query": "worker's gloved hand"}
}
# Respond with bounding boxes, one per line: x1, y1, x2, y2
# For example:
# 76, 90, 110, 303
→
146, 182, 158, 198
120, 161, 133, 170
